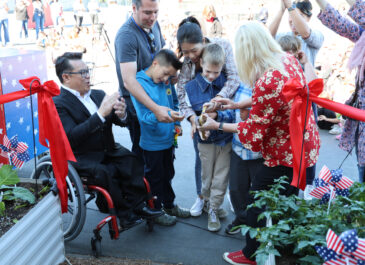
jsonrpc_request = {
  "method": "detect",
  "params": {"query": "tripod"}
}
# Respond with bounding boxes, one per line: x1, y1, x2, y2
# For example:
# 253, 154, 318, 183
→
96, 23, 115, 63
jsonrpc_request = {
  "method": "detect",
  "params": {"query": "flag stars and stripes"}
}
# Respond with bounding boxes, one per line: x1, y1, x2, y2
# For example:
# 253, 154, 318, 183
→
18, 117, 24, 125
11, 79, 17, 87
6, 122, 11, 130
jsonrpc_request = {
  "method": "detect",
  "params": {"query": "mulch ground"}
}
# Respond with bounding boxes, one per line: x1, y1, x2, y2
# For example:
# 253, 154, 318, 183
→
60, 255, 182, 265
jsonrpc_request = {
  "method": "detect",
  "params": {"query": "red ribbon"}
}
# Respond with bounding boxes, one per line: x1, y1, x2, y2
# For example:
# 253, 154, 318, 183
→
283, 78, 365, 190
0, 76, 76, 213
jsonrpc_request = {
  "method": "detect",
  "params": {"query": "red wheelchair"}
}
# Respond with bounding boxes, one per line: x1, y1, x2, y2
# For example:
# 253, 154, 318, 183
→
31, 154, 155, 257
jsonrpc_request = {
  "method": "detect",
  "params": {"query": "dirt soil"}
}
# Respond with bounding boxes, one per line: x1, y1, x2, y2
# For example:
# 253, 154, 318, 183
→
60, 255, 181, 265
0, 182, 45, 237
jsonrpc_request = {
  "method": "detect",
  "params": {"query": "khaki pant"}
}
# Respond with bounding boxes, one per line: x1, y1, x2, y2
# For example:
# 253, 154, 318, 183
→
198, 142, 231, 209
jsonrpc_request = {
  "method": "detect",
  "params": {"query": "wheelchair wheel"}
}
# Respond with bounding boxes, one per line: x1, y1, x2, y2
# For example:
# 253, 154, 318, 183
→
91, 236, 102, 258
31, 156, 86, 242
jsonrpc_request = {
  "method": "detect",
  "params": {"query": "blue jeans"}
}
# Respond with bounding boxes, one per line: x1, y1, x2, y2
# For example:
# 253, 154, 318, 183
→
20, 20, 28, 38
34, 15, 44, 39
193, 132, 202, 196
0, 19, 9, 45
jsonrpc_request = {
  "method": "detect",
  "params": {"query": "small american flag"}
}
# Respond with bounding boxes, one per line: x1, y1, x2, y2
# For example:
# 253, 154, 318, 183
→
340, 230, 365, 261
316, 229, 365, 265
0, 135, 30, 168
330, 169, 354, 191
320, 165, 332, 182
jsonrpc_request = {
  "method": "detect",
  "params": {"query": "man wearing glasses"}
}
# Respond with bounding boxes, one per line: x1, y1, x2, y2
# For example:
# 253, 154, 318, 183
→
115, 0, 171, 162
53, 52, 163, 228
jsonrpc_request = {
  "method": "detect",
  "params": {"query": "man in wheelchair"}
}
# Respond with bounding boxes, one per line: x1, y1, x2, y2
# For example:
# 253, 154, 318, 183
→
53, 52, 163, 228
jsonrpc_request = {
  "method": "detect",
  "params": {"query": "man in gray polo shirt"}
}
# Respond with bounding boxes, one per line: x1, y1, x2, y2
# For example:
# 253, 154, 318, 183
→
115, 0, 170, 161
269, 0, 324, 66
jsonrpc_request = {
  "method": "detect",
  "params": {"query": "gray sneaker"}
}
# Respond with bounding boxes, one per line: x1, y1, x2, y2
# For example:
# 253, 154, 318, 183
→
164, 205, 190, 218
208, 209, 221, 232
154, 213, 177, 226
203, 202, 227, 218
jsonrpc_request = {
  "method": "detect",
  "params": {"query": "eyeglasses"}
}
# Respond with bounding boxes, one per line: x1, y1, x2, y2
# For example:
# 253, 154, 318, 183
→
64, 68, 90, 78
147, 32, 156, 53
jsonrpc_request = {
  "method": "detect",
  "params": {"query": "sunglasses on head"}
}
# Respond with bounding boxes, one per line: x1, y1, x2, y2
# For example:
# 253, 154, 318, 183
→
147, 32, 156, 54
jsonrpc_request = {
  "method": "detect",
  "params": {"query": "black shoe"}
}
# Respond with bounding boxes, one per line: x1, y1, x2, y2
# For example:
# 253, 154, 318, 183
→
119, 213, 143, 230
134, 206, 164, 218
225, 219, 243, 235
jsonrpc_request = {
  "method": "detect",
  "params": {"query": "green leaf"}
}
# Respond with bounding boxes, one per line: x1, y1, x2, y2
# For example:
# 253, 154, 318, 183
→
0, 201, 5, 216
249, 228, 258, 239
13, 218, 18, 224
299, 255, 322, 264
12, 187, 35, 204
0, 165, 19, 186
240, 225, 250, 236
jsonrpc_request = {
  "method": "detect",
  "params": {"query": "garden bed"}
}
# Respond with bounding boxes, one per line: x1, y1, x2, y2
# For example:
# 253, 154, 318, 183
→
0, 181, 46, 237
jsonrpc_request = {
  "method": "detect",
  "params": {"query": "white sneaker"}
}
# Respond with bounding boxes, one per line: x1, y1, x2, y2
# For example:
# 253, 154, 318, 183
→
190, 197, 204, 216
329, 124, 342, 135
304, 185, 314, 200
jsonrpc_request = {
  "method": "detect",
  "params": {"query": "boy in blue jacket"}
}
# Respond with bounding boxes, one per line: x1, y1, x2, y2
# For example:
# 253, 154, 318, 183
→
132, 49, 190, 226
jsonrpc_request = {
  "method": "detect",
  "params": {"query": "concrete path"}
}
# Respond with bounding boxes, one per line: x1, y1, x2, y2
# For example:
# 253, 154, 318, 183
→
62, 120, 358, 265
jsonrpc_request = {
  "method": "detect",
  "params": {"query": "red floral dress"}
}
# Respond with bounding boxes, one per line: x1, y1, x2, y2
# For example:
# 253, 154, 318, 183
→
237, 54, 320, 168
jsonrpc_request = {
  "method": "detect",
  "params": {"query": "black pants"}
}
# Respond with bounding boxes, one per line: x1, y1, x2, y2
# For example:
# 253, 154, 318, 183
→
73, 151, 147, 218
143, 147, 176, 210
229, 152, 263, 224
124, 96, 144, 163
242, 165, 298, 259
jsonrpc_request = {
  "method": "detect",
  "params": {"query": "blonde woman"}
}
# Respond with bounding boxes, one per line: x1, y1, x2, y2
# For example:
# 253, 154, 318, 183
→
198, 21, 320, 265
202, 4, 222, 38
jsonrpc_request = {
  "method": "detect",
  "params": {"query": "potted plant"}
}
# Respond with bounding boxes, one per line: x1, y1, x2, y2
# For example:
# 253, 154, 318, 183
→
240, 176, 365, 265
0, 165, 65, 265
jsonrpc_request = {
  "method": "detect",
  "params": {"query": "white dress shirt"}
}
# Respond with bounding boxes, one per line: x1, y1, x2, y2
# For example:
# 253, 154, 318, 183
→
62, 86, 106, 122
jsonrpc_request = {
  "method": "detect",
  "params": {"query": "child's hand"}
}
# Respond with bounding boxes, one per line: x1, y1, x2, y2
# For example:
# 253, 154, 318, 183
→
170, 110, 185, 122
174, 125, 183, 136
203, 102, 217, 113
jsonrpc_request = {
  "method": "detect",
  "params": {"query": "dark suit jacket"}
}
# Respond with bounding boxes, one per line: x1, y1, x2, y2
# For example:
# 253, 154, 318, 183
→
53, 88, 129, 165
53, 88, 146, 212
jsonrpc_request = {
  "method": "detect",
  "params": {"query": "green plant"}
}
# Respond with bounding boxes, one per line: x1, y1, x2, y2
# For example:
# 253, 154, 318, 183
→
0, 165, 35, 216
240, 176, 365, 265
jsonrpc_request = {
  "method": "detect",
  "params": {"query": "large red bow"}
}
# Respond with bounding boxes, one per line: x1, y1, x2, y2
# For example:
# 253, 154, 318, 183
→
283, 78, 365, 190
0, 76, 76, 213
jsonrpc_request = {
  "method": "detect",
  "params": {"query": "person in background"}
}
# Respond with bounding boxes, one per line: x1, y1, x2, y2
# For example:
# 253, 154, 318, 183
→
32, 0, 44, 40
88, 0, 100, 25
317, 107, 342, 133
314, 0, 365, 183
73, 0, 85, 27
15, 0, 30, 41
270, 0, 324, 66
202, 4, 223, 38
255, 2, 269, 25
50, 0, 62, 27
0, 0, 9, 46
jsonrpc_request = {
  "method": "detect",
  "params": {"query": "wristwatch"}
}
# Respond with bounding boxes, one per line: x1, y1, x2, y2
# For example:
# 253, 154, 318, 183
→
218, 122, 224, 132
288, 3, 296, 12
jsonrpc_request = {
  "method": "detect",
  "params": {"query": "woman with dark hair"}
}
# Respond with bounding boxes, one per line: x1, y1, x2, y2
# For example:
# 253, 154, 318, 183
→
32, 0, 44, 40
176, 16, 241, 219
198, 21, 319, 264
